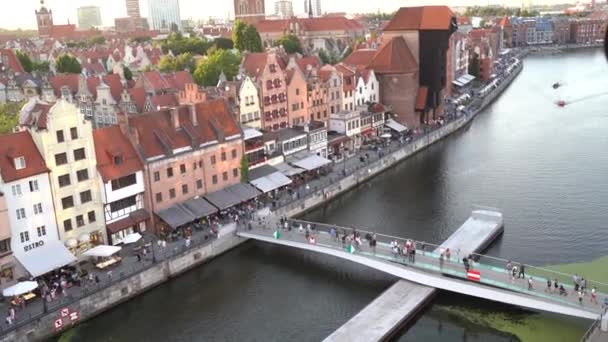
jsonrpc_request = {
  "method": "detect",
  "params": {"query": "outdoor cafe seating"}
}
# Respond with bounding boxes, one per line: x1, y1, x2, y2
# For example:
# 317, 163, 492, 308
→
82, 245, 123, 270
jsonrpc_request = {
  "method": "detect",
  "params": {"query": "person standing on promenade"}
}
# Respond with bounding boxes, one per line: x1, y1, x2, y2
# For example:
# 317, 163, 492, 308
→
506, 260, 513, 279
445, 248, 451, 262
581, 278, 587, 295
518, 264, 526, 279
578, 291, 584, 305
546, 279, 552, 293
528, 277, 534, 291
591, 287, 598, 304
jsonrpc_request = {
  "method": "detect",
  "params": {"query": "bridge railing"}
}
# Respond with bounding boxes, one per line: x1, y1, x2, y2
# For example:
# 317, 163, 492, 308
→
280, 219, 608, 300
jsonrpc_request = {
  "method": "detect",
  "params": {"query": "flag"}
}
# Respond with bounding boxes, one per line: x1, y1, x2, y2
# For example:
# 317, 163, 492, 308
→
467, 270, 481, 282
273, 231, 281, 239
347, 244, 355, 254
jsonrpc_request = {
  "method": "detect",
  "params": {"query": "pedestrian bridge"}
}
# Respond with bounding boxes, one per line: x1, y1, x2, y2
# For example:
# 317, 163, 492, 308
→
238, 221, 604, 320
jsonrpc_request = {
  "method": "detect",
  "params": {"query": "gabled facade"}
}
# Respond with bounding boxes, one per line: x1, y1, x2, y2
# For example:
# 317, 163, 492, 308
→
19, 99, 106, 254
285, 64, 308, 127
238, 76, 262, 129
0, 131, 58, 266
355, 70, 379, 107
93, 126, 147, 245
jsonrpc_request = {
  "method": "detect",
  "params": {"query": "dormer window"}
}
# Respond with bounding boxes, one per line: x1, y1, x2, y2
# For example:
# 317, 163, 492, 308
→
114, 155, 123, 165
14, 157, 25, 170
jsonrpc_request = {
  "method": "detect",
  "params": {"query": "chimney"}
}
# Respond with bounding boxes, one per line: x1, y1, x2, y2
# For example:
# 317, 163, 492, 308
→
170, 107, 180, 129
189, 104, 198, 126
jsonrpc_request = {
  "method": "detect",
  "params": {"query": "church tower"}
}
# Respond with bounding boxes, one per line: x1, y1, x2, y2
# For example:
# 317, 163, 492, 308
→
35, 0, 53, 38
234, 0, 266, 24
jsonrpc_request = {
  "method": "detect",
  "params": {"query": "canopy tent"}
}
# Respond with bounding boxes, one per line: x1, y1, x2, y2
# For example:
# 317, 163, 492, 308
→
2, 281, 38, 297
204, 188, 243, 211
249, 165, 277, 181
452, 74, 476, 88
384, 119, 408, 133
251, 171, 293, 193
182, 197, 218, 219
122, 232, 142, 245
156, 205, 197, 229
82, 245, 122, 258
242, 126, 263, 140
289, 152, 332, 171
15, 240, 77, 278
225, 183, 261, 202
274, 162, 306, 177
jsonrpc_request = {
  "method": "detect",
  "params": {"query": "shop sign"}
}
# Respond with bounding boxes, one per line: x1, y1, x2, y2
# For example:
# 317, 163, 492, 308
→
54, 318, 63, 331
23, 240, 44, 252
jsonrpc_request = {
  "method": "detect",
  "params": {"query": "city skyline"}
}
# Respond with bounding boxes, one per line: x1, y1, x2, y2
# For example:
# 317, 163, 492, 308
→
0, 0, 587, 30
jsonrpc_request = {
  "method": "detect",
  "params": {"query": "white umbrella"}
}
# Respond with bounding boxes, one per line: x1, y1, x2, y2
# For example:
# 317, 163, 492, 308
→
122, 232, 142, 245
381, 133, 392, 139
3, 281, 38, 297
82, 245, 122, 258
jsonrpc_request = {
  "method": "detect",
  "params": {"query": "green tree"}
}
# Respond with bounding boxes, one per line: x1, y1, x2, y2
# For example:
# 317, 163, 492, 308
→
129, 36, 152, 43
233, 20, 247, 51
32, 61, 50, 72
193, 49, 241, 87
15, 50, 33, 73
123, 66, 133, 81
275, 34, 302, 54
240, 156, 249, 183
89, 35, 106, 46
159, 53, 195, 72
56, 54, 82, 74
318, 49, 339, 65
160, 32, 209, 55
213, 37, 234, 50
243, 24, 263, 52
0, 101, 25, 134
469, 52, 480, 78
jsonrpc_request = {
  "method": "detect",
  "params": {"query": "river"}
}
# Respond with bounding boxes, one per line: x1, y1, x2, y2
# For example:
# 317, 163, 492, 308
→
59, 49, 608, 342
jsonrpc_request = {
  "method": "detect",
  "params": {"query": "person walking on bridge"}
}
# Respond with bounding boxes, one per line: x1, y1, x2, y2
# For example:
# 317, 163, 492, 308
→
518, 264, 526, 279
506, 260, 513, 279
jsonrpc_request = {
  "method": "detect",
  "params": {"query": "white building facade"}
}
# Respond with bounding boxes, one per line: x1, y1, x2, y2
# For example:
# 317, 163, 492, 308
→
355, 70, 379, 106
238, 77, 262, 129
148, 0, 182, 32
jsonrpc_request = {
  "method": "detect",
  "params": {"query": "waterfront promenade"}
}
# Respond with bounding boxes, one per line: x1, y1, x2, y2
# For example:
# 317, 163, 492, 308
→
0, 51, 525, 340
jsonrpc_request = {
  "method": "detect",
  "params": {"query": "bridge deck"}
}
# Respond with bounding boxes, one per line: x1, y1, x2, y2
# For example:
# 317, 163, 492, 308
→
323, 210, 504, 342
239, 222, 601, 321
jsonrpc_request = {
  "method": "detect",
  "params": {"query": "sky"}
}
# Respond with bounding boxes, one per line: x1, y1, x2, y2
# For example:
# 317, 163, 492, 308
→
1, 0, 577, 30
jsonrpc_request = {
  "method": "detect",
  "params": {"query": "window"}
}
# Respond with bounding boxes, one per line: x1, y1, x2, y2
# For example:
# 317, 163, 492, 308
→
62, 196, 74, 209
73, 148, 85, 161
180, 164, 186, 174
63, 219, 73, 232
114, 155, 123, 165
231, 149, 237, 159
70, 127, 78, 140
233, 168, 238, 178
0, 239, 11, 254
29, 180, 39, 192
88, 211, 96, 223
33, 203, 43, 215
37, 226, 46, 237
111, 174, 136, 190
198, 161, 203, 168
193, 162, 197, 170
76, 215, 85, 227
296, 88, 300, 96
154, 171, 160, 182
169, 188, 176, 199
77, 169, 89, 182
80, 190, 92, 203
156, 193, 163, 203
11, 184, 22, 196
19, 232, 29, 243
182, 184, 188, 195
16, 208, 26, 220
167, 167, 174, 178
56, 130, 65, 143
109, 196, 136, 212
222, 172, 228, 181
210, 155, 216, 165
196, 179, 203, 189
58, 174, 71, 187
212, 175, 218, 184
221, 152, 226, 161
55, 153, 68, 166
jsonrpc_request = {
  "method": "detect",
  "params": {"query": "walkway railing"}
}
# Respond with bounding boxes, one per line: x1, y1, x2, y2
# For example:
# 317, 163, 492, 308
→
245, 217, 606, 315
580, 307, 607, 342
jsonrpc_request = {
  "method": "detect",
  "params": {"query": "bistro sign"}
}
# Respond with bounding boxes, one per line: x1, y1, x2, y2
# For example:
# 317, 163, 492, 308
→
24, 240, 44, 252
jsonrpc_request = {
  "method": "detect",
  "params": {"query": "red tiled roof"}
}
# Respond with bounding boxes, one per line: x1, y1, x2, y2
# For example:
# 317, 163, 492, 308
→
93, 126, 143, 183
128, 87, 146, 112
370, 37, 417, 74
499, 16, 511, 27
0, 49, 25, 74
335, 63, 356, 92
384, 6, 454, 31
128, 99, 241, 160
242, 52, 268, 78
165, 71, 193, 91
458, 16, 471, 26
86, 74, 124, 102
342, 49, 377, 68
51, 24, 77, 39
82, 62, 106, 75
0, 131, 49, 183
318, 65, 336, 82
49, 74, 79, 97
296, 55, 322, 72
255, 20, 289, 32
151, 94, 178, 108
20, 102, 52, 130
415, 86, 428, 111
256, 17, 363, 34
143, 71, 171, 91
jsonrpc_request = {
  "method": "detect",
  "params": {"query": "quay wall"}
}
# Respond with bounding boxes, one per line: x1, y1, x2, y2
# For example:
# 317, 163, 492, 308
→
6, 57, 524, 342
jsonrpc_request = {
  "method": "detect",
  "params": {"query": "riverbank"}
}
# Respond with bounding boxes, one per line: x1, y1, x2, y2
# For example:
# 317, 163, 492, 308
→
526, 42, 603, 55
2, 56, 524, 342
